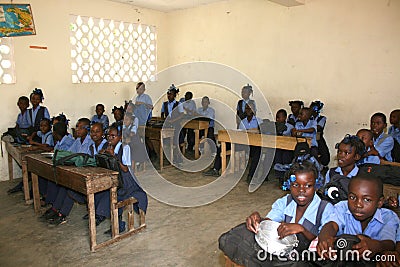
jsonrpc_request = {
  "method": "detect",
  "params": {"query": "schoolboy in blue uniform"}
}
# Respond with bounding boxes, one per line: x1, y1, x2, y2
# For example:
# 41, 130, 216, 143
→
91, 103, 109, 130
180, 91, 196, 152
356, 129, 381, 165
369, 112, 394, 162
15, 96, 31, 129
44, 118, 94, 225
292, 107, 318, 160
219, 161, 334, 266
317, 175, 399, 261
324, 134, 364, 184
197, 96, 216, 143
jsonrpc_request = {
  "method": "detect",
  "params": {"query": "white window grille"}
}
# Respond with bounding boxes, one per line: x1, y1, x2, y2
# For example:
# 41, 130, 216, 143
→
69, 15, 157, 83
0, 37, 15, 84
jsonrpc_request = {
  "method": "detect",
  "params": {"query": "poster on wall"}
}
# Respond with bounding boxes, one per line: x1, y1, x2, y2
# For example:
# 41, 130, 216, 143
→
0, 4, 36, 37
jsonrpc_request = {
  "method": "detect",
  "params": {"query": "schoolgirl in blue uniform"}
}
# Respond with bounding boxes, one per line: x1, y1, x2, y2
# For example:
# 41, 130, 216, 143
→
310, 101, 330, 166
370, 112, 394, 162
123, 106, 147, 167
287, 100, 304, 126
27, 88, 50, 142
236, 84, 256, 128
324, 134, 364, 185
96, 125, 148, 233
219, 161, 334, 266
292, 107, 319, 160
356, 129, 381, 165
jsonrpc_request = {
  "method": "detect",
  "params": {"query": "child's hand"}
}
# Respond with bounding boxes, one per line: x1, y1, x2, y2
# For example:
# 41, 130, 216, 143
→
277, 222, 304, 239
353, 234, 372, 255
317, 237, 336, 259
387, 196, 398, 208
377, 251, 400, 267
246, 211, 262, 233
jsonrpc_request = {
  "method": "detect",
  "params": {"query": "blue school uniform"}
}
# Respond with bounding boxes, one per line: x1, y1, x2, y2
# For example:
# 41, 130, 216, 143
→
239, 116, 262, 130
91, 114, 109, 129
287, 114, 299, 126
16, 111, 31, 128
54, 135, 75, 151
357, 147, 380, 165
295, 120, 318, 147
28, 105, 50, 131
329, 201, 400, 242
267, 193, 334, 232
37, 131, 54, 147
96, 142, 148, 217
389, 125, 400, 144
324, 166, 359, 185
374, 132, 394, 162
68, 134, 94, 154
282, 122, 294, 136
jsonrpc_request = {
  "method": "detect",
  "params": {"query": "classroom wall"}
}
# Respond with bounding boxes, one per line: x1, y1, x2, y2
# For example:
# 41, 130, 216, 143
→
0, 0, 168, 181
165, 0, 400, 166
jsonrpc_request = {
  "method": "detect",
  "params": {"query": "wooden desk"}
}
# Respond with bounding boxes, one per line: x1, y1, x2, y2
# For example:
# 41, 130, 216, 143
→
4, 141, 43, 204
26, 154, 123, 251
183, 119, 209, 159
139, 126, 174, 171
218, 130, 311, 173
381, 159, 400, 167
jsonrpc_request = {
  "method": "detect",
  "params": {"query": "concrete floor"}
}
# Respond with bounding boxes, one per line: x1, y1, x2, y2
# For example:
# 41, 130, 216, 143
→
0, 158, 286, 267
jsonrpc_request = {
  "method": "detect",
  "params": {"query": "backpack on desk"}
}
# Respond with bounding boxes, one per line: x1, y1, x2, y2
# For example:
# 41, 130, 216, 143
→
52, 150, 97, 167
95, 152, 124, 188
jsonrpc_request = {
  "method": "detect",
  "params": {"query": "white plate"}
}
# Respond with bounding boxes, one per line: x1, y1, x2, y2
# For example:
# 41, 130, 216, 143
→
41, 152, 54, 158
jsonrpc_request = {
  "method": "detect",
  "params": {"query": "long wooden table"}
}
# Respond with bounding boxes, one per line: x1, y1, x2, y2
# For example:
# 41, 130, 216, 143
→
4, 141, 43, 204
26, 154, 124, 251
182, 119, 209, 159
139, 125, 174, 171
218, 129, 311, 173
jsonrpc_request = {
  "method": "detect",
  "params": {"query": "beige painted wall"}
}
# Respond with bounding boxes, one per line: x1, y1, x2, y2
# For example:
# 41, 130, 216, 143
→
166, 0, 400, 165
0, 0, 168, 180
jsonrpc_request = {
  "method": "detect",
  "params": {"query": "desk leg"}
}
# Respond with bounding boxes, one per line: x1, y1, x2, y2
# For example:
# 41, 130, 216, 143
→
194, 130, 200, 159
159, 139, 163, 171
231, 144, 236, 173
7, 152, 13, 180
221, 142, 226, 174
110, 187, 119, 238
88, 193, 97, 252
22, 161, 31, 204
31, 173, 40, 214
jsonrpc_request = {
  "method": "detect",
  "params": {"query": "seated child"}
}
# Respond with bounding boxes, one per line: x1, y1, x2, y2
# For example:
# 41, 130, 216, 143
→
369, 112, 394, 162
274, 109, 295, 165
356, 129, 380, 165
317, 175, 400, 262
287, 100, 304, 126
389, 109, 400, 162
219, 161, 334, 266
91, 103, 109, 130
111, 105, 125, 128
43, 122, 75, 206
310, 101, 330, 166
96, 125, 148, 233
123, 108, 147, 168
43, 118, 94, 225
197, 96, 216, 143
180, 91, 196, 152
16, 96, 31, 129
292, 107, 318, 160
27, 118, 54, 151
324, 134, 364, 184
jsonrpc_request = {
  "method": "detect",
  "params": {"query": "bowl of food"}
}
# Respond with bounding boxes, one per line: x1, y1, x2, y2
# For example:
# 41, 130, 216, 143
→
255, 220, 298, 256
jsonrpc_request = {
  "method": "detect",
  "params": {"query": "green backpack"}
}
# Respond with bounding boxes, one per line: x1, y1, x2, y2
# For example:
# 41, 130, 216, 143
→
52, 149, 97, 167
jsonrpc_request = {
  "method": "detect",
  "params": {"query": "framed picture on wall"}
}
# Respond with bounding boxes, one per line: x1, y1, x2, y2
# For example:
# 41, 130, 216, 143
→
0, 4, 36, 37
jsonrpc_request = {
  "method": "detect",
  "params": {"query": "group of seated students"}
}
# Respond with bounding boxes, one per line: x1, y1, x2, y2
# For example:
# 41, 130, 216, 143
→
7, 86, 151, 232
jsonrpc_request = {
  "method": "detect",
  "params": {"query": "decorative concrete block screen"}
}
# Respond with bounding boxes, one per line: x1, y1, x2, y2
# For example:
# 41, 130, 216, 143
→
0, 37, 15, 84
70, 15, 157, 83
